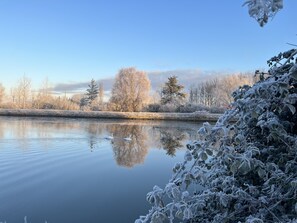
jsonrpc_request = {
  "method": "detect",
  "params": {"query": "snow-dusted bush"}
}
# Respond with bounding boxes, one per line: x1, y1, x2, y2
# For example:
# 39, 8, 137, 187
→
158, 103, 178, 113
243, 0, 283, 27
136, 49, 297, 222
208, 106, 227, 114
145, 103, 226, 114
146, 103, 162, 112
175, 104, 208, 113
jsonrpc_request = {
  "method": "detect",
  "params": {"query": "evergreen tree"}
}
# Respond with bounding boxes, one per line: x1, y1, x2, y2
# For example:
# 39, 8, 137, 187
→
160, 76, 186, 105
86, 79, 98, 104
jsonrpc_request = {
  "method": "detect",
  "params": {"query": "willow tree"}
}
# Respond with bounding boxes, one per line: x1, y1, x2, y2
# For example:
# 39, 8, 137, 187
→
109, 67, 151, 112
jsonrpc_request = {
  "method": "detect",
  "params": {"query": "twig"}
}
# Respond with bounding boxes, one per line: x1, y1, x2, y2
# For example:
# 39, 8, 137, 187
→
286, 43, 297, 47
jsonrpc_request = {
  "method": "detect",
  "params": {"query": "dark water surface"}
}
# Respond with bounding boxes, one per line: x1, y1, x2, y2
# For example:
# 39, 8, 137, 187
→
0, 117, 203, 223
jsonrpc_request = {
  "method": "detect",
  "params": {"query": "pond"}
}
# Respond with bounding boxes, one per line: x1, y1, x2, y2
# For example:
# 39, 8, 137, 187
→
0, 117, 203, 223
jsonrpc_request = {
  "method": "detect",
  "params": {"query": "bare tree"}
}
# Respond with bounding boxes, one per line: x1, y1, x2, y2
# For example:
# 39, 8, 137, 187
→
189, 78, 218, 107
201, 78, 218, 106
218, 73, 254, 105
98, 82, 104, 105
33, 77, 54, 109
0, 83, 5, 105
11, 75, 32, 108
54, 95, 79, 110
189, 74, 254, 107
109, 67, 151, 112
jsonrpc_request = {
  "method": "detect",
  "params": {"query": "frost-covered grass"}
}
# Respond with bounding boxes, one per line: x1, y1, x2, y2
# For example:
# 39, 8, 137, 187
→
0, 109, 222, 122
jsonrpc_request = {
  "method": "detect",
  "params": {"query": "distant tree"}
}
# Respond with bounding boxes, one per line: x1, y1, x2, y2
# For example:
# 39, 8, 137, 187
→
79, 97, 89, 110
201, 78, 218, 106
218, 73, 254, 105
71, 94, 84, 105
0, 83, 5, 104
188, 75, 254, 107
11, 75, 32, 108
160, 76, 186, 106
86, 79, 99, 104
109, 67, 151, 112
33, 77, 54, 109
98, 82, 104, 104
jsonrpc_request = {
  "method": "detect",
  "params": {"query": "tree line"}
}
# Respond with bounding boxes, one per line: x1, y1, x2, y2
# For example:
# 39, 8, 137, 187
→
0, 68, 255, 113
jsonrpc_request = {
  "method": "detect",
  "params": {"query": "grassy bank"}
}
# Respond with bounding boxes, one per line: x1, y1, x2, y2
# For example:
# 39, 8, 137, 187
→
0, 109, 222, 122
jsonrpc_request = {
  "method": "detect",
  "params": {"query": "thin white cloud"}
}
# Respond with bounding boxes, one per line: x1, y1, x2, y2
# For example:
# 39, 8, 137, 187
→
50, 69, 242, 94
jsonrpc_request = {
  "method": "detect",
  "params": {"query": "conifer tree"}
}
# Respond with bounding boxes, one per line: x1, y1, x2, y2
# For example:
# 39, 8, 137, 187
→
160, 76, 186, 105
86, 79, 99, 104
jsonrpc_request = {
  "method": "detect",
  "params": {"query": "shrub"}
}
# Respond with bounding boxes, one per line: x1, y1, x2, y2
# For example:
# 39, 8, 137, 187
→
158, 103, 178, 113
208, 106, 227, 114
176, 103, 208, 113
145, 103, 161, 112
136, 49, 297, 222
145, 103, 226, 114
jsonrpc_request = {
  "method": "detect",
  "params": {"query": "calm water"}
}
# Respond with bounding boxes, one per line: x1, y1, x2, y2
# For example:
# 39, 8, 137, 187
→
0, 117, 203, 223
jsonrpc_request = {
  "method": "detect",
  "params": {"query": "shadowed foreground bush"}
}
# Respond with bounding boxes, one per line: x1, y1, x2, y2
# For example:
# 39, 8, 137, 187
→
136, 49, 297, 223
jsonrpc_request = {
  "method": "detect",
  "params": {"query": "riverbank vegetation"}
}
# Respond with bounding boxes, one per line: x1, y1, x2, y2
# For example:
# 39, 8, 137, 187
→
136, 48, 297, 222
0, 109, 222, 122
0, 70, 254, 115
136, 44, 297, 223
136, 1, 297, 222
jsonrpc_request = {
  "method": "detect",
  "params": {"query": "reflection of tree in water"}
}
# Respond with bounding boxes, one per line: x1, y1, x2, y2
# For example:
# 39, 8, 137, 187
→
107, 124, 148, 168
84, 122, 105, 151
159, 128, 186, 156
0, 120, 4, 139
0, 117, 83, 150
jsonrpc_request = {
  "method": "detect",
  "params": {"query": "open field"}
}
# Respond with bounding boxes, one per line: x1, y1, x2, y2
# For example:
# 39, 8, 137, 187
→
0, 109, 222, 122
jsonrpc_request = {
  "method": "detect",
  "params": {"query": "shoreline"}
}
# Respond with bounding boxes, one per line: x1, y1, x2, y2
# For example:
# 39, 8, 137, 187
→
0, 109, 222, 122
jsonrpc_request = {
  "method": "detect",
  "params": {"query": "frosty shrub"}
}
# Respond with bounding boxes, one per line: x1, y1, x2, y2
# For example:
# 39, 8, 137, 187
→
146, 103, 162, 112
136, 49, 297, 222
176, 104, 226, 114
243, 0, 283, 27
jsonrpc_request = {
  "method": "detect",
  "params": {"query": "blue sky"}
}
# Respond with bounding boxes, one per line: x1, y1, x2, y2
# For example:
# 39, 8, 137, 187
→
0, 0, 296, 91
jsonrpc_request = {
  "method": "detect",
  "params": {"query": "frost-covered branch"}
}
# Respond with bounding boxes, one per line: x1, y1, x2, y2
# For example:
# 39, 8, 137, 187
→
136, 48, 297, 222
243, 0, 283, 26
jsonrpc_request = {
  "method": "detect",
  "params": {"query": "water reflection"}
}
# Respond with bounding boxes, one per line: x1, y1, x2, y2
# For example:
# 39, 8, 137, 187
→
159, 129, 186, 156
84, 123, 105, 151
0, 117, 201, 167
107, 124, 149, 167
